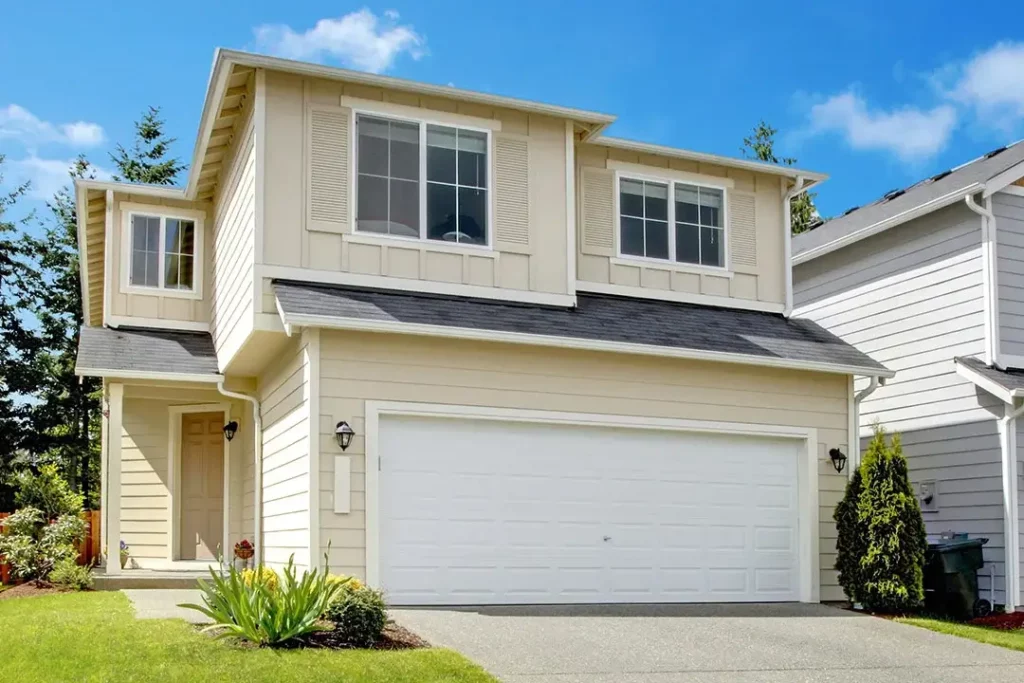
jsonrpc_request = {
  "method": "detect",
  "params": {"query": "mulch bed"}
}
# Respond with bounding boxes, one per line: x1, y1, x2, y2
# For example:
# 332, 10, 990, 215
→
0, 582, 63, 601
303, 621, 430, 650
969, 611, 1024, 630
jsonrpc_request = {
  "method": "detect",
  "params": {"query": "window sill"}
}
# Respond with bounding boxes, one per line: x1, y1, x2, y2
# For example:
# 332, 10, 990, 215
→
610, 256, 734, 278
345, 232, 498, 258
119, 284, 204, 301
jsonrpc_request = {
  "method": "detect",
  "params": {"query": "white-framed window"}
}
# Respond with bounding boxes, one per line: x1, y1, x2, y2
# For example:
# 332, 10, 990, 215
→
120, 204, 204, 299
618, 174, 727, 269
355, 112, 490, 247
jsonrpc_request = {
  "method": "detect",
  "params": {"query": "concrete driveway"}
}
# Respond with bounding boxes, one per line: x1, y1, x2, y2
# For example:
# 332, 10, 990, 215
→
393, 603, 1024, 682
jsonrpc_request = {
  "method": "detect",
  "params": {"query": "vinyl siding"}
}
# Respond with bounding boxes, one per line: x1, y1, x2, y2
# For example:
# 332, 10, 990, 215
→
258, 336, 313, 569
317, 330, 852, 601
211, 102, 257, 363
794, 202, 999, 433
995, 191, 1024, 359
894, 421, 1005, 606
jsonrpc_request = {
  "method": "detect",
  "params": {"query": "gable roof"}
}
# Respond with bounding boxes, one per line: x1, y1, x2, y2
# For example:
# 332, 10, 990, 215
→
793, 141, 1024, 264
75, 326, 221, 381
273, 280, 892, 377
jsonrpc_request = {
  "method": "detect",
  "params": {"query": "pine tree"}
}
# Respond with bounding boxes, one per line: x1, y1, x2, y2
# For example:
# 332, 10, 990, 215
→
741, 121, 821, 234
110, 106, 185, 185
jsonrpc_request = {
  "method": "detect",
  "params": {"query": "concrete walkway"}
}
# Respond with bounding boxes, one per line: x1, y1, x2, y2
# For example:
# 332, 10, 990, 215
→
393, 603, 1024, 683
123, 589, 209, 623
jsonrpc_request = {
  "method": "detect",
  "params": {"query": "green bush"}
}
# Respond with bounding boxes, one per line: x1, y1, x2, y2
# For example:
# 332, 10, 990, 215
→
0, 507, 86, 581
49, 557, 94, 590
14, 465, 84, 519
180, 555, 344, 647
834, 426, 927, 613
325, 583, 387, 648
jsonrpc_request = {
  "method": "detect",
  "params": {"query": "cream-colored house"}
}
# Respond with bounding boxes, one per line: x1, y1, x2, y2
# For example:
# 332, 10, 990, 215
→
75, 49, 890, 605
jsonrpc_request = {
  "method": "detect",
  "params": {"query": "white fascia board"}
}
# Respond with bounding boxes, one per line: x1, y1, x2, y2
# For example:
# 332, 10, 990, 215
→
592, 136, 828, 182
76, 187, 91, 326
982, 157, 1024, 198
793, 184, 982, 265
184, 48, 234, 199
75, 368, 223, 384
74, 178, 187, 200
954, 360, 1017, 404
282, 310, 895, 379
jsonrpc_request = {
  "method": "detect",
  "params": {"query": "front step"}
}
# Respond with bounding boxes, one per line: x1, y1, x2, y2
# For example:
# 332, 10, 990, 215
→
94, 572, 208, 591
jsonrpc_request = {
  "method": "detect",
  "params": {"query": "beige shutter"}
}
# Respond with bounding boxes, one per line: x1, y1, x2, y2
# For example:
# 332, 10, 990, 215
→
493, 133, 530, 249
580, 167, 615, 256
729, 190, 757, 268
307, 105, 350, 232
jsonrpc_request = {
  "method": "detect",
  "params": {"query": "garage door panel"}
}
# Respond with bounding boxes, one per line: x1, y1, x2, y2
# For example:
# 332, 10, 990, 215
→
380, 415, 803, 605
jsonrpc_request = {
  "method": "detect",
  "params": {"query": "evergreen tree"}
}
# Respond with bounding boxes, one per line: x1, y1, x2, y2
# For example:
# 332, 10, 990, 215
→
110, 106, 185, 185
741, 120, 821, 234
22, 157, 102, 507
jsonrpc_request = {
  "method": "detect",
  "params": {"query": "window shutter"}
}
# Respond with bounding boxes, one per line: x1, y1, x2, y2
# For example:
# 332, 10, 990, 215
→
493, 133, 530, 248
729, 190, 757, 268
580, 167, 615, 256
308, 106, 350, 230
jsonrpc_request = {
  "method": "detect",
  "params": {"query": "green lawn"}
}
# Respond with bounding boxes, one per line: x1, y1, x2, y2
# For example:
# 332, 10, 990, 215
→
900, 617, 1024, 653
0, 591, 496, 683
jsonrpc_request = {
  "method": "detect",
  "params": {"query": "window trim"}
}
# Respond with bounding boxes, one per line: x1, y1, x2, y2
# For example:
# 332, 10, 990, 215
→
350, 107, 494, 252
119, 203, 205, 300
613, 170, 730, 273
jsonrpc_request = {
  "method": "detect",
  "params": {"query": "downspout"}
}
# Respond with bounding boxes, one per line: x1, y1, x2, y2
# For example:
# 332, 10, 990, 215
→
850, 376, 885, 473
998, 398, 1024, 612
782, 175, 807, 317
217, 382, 263, 567
965, 191, 1000, 367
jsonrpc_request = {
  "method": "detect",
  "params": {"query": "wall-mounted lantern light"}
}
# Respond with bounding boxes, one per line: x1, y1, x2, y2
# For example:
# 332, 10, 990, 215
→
336, 421, 355, 451
829, 447, 847, 474
222, 421, 239, 442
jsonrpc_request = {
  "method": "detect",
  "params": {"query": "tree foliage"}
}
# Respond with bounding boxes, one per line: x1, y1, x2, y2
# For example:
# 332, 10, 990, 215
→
110, 106, 184, 185
834, 425, 928, 613
741, 121, 820, 234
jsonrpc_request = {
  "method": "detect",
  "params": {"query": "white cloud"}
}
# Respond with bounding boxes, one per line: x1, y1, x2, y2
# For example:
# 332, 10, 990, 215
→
804, 90, 957, 161
252, 8, 425, 74
6, 155, 111, 200
944, 41, 1024, 129
0, 104, 105, 147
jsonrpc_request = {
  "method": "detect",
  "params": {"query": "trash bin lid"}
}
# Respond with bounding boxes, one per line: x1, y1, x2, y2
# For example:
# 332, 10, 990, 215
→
928, 537, 988, 551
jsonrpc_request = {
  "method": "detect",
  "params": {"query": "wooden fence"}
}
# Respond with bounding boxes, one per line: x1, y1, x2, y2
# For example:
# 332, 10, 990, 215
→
0, 510, 101, 584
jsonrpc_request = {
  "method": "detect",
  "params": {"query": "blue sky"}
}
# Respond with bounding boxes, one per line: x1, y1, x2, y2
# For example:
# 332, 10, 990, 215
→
3, 1, 1024, 220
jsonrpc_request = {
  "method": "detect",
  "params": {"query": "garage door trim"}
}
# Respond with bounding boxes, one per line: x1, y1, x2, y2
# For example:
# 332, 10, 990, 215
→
364, 401, 820, 603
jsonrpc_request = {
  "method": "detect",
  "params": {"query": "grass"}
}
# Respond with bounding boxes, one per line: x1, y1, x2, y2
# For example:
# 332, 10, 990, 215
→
0, 591, 497, 683
900, 617, 1024, 653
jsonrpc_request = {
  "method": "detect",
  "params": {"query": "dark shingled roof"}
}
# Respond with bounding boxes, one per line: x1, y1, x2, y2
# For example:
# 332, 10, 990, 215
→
274, 280, 891, 375
76, 326, 220, 378
955, 356, 1024, 396
794, 140, 1024, 260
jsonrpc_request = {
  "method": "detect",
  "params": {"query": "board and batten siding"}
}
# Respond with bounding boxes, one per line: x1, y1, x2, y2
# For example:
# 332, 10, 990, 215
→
260, 70, 569, 299
575, 143, 786, 308
316, 330, 852, 601
258, 335, 313, 569
794, 202, 999, 433
995, 191, 1024, 359
211, 101, 257, 361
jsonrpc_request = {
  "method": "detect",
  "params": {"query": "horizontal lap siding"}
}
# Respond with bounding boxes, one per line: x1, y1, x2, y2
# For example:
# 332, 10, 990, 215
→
120, 399, 171, 559
995, 192, 1024, 359
794, 203, 998, 434
258, 339, 311, 569
317, 331, 851, 600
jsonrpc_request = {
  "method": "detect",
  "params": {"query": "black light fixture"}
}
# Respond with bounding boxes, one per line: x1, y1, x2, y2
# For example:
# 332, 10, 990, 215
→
829, 447, 847, 474
335, 421, 355, 451
222, 421, 239, 442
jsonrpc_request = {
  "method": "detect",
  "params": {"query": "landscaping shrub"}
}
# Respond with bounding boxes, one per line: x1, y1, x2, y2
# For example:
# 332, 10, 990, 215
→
834, 425, 927, 613
181, 555, 344, 647
0, 506, 86, 581
13, 465, 84, 520
49, 557, 94, 590
325, 583, 387, 648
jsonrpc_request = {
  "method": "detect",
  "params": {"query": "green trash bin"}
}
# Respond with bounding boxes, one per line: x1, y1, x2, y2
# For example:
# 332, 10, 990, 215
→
923, 537, 991, 620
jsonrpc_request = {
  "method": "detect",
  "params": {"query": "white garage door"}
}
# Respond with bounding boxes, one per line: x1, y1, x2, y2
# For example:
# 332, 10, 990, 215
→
379, 415, 804, 605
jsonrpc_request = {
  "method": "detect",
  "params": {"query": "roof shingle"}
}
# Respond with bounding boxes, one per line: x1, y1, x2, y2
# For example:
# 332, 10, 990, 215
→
76, 326, 220, 378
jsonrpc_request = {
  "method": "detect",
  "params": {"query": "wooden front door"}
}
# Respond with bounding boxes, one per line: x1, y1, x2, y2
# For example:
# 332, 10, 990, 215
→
180, 412, 224, 561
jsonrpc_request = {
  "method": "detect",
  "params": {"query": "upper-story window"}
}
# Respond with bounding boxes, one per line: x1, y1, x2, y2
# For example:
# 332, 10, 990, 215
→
619, 176, 726, 269
121, 205, 204, 299
356, 113, 490, 246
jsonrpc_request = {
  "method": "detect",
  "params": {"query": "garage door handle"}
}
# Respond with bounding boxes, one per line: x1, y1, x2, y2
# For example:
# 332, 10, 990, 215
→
603, 536, 611, 542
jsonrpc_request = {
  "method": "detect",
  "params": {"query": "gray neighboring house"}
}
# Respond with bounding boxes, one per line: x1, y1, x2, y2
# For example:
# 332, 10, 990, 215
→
793, 141, 1024, 611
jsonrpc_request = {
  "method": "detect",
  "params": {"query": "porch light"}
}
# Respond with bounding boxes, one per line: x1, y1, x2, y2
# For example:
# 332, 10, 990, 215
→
222, 421, 239, 442
335, 421, 355, 451
829, 448, 847, 474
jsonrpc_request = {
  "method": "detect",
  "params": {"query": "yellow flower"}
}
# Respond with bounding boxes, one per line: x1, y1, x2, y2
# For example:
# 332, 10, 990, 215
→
242, 566, 278, 591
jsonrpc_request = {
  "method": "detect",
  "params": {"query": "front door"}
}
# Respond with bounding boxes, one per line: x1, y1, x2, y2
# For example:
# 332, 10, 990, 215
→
180, 412, 224, 561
